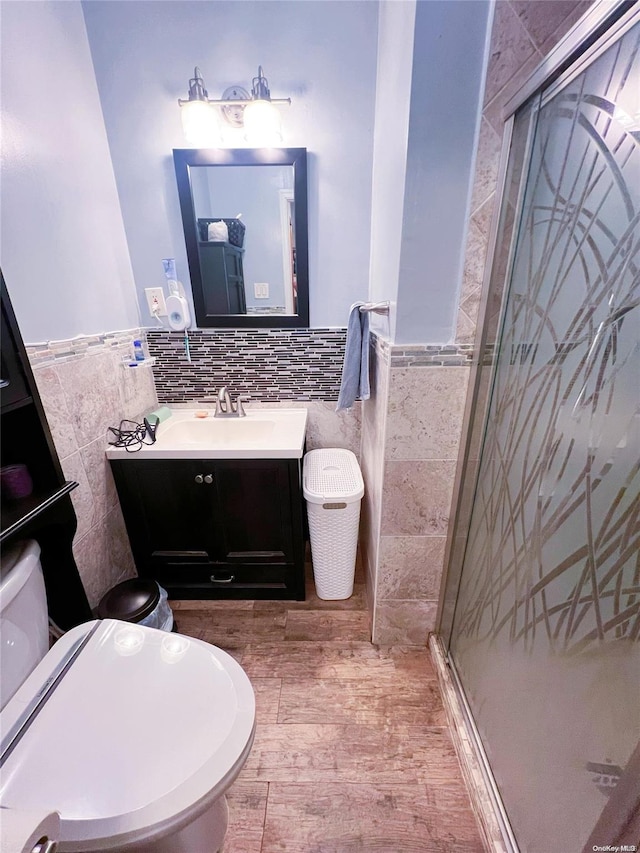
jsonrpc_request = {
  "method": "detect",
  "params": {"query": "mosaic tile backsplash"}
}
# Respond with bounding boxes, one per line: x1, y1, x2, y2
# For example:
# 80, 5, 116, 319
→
147, 329, 475, 404
147, 328, 348, 402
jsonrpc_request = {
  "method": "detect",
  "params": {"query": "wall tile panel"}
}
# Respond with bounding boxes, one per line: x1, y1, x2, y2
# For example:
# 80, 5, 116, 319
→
29, 329, 157, 608
374, 600, 439, 645
377, 536, 447, 601
386, 367, 469, 461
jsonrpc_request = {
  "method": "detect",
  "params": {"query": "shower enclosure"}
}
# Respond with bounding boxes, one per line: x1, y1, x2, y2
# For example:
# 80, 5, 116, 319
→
440, 6, 639, 852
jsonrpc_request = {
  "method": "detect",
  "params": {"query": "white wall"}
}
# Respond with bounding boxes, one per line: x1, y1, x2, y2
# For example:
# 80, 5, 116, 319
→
0, 1, 139, 342
368, 0, 417, 343
396, 0, 491, 345
81, 0, 379, 329
368, 0, 490, 345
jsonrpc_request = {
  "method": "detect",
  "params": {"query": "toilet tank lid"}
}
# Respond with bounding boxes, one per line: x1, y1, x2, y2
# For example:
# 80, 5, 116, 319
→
0, 540, 42, 609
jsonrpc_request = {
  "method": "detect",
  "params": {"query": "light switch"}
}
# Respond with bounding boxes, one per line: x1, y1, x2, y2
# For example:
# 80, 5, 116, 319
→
254, 282, 269, 299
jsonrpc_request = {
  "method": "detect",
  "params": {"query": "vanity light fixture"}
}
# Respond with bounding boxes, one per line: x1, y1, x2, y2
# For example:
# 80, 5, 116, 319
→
178, 67, 220, 146
178, 65, 291, 146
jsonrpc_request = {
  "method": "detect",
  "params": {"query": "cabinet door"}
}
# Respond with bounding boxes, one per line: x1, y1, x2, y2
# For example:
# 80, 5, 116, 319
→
113, 460, 217, 566
212, 460, 295, 563
225, 248, 246, 314
199, 243, 232, 315
197, 244, 246, 317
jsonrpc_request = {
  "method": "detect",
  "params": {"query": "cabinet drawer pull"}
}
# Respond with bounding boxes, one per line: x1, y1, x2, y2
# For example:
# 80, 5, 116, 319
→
210, 574, 235, 584
194, 474, 204, 484
204, 474, 214, 484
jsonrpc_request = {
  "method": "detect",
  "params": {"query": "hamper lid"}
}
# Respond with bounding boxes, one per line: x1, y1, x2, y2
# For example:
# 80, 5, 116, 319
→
303, 448, 364, 503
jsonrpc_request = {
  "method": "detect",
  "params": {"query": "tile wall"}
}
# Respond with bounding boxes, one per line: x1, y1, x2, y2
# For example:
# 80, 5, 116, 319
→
362, 339, 472, 644
455, 0, 592, 344
147, 329, 348, 402
27, 331, 158, 608
359, 336, 391, 618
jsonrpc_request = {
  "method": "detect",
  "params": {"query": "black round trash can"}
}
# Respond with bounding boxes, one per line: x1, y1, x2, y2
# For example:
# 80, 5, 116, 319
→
97, 579, 174, 631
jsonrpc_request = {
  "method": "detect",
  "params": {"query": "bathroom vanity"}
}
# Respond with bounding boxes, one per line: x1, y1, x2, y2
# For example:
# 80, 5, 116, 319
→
108, 409, 307, 600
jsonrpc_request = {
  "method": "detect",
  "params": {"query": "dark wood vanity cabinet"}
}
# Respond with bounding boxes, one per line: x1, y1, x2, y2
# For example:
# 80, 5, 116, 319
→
110, 457, 306, 600
198, 242, 246, 316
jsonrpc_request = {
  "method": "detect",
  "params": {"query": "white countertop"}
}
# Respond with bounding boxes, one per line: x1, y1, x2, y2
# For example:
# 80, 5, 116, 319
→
105, 408, 308, 460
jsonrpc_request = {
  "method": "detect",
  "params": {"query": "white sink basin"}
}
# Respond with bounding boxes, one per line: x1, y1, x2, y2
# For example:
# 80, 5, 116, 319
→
161, 417, 276, 445
105, 408, 308, 459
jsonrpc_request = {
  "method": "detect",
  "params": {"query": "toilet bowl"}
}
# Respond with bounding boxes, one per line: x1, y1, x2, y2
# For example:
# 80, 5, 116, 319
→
0, 540, 255, 852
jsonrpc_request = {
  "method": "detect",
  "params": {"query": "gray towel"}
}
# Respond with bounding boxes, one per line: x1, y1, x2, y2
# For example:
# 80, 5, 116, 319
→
336, 303, 370, 411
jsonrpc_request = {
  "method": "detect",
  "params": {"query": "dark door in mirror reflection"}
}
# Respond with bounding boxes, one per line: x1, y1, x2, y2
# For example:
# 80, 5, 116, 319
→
199, 243, 247, 315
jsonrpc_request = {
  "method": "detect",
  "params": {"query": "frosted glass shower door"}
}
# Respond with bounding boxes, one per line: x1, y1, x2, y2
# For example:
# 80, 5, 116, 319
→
449, 21, 640, 853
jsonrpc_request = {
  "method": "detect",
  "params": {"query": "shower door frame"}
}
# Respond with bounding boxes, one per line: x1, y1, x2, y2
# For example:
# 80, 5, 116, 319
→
436, 2, 640, 849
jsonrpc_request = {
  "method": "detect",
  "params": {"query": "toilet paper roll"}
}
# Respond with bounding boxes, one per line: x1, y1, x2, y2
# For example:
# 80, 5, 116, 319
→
0, 806, 60, 853
166, 294, 191, 331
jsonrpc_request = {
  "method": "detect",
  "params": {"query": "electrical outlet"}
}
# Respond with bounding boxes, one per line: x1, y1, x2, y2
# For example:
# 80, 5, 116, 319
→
254, 282, 269, 299
145, 287, 167, 317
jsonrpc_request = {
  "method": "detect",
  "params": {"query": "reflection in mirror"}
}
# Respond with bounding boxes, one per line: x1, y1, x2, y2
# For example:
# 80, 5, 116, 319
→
173, 148, 308, 329
191, 165, 297, 314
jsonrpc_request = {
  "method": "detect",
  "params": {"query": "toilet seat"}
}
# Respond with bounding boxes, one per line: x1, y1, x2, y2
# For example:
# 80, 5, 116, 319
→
0, 619, 255, 851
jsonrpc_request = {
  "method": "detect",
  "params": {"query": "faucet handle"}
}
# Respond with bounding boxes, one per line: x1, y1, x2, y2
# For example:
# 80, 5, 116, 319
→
236, 395, 251, 417
214, 386, 233, 415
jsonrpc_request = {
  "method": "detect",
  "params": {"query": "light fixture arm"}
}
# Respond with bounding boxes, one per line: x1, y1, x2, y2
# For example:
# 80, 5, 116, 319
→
178, 67, 210, 106
252, 65, 271, 100
205, 97, 292, 108
204, 98, 291, 107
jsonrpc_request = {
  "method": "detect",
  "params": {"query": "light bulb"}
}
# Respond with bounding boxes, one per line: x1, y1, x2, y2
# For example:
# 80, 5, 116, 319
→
180, 100, 219, 146
243, 99, 283, 146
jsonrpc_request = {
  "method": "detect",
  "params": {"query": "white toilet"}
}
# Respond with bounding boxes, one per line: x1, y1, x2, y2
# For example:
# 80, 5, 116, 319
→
0, 540, 256, 852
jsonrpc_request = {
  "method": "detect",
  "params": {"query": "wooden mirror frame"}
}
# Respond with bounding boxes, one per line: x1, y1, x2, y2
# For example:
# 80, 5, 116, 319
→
173, 147, 309, 328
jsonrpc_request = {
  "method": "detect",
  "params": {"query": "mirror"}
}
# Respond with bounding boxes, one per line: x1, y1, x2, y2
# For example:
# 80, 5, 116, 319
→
173, 148, 309, 328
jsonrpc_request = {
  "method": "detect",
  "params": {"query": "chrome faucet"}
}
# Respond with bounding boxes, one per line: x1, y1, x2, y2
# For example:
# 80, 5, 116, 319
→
207, 387, 251, 418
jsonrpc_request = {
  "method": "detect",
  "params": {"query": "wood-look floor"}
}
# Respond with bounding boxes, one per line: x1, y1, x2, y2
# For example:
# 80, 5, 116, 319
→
171, 557, 484, 853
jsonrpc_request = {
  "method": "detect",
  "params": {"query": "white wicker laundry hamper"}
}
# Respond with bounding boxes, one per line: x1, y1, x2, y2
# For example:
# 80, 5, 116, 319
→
303, 448, 364, 600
